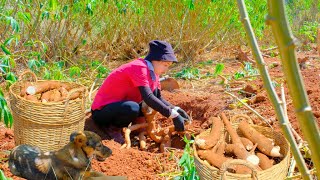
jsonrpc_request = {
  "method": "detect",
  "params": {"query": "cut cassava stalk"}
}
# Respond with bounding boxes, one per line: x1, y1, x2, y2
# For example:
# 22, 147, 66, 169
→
221, 112, 259, 166
238, 121, 282, 157
256, 152, 274, 170
195, 117, 223, 150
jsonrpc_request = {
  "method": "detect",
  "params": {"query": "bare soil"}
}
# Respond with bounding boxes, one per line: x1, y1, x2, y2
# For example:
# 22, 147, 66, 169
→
1, 49, 319, 179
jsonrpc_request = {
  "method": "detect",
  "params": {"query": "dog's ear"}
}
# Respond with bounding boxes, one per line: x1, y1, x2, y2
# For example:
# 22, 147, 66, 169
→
70, 131, 87, 148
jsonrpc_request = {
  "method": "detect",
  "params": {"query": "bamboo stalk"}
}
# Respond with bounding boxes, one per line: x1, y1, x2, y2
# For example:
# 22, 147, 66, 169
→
236, 0, 312, 179
266, 1, 320, 179
281, 85, 305, 177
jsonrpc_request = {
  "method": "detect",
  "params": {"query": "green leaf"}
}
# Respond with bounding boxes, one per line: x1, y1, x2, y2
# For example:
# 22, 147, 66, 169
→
40, 42, 48, 52
82, 39, 87, 45
5, 72, 17, 82
8, 56, 15, 68
24, 40, 34, 47
69, 66, 81, 78
5, 16, 20, 32
62, 5, 68, 12
5, 80, 14, 89
0, 89, 13, 128
4, 106, 13, 128
86, 3, 94, 15
0, 103, 4, 121
234, 71, 245, 79
4, 36, 14, 46
28, 59, 41, 71
43, 68, 51, 79
49, 0, 58, 11
41, 11, 50, 20
91, 60, 101, 68
214, 63, 224, 77
52, 70, 63, 80
0, 89, 4, 96
17, 11, 31, 23
187, 0, 195, 10
54, 61, 65, 70
0, 45, 11, 55
0, 64, 9, 74
179, 152, 188, 165
0, 169, 11, 180
97, 66, 109, 78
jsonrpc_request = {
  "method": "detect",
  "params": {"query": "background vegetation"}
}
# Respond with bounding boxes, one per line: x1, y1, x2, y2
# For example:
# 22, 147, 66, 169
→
1, 0, 319, 82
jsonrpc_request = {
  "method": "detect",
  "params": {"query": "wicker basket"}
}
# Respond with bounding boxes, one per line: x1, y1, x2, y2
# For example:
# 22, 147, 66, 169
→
9, 71, 87, 152
193, 123, 290, 180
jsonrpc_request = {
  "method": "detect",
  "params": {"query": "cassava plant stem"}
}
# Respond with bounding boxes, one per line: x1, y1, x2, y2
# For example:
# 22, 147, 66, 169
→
281, 85, 304, 177
267, 0, 320, 178
236, 0, 311, 178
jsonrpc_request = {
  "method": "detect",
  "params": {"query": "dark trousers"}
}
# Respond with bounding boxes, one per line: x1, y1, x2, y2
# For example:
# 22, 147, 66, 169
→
91, 101, 143, 128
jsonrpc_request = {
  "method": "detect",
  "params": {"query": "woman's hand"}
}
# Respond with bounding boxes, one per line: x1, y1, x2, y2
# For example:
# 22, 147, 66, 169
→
173, 115, 188, 131
169, 108, 189, 131
174, 107, 190, 120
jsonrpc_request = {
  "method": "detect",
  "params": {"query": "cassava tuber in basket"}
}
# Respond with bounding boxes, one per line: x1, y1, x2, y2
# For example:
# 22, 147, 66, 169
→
193, 113, 290, 180
9, 71, 87, 152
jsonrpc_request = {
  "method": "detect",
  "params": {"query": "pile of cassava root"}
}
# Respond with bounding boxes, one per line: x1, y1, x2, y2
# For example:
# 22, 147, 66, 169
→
195, 112, 283, 174
19, 81, 82, 103
121, 102, 194, 152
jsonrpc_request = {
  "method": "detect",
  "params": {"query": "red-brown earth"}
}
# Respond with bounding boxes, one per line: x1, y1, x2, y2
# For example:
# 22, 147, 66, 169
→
1, 49, 319, 179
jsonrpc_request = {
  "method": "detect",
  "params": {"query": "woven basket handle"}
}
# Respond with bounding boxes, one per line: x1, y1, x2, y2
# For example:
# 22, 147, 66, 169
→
18, 70, 38, 82
63, 87, 86, 118
220, 159, 258, 180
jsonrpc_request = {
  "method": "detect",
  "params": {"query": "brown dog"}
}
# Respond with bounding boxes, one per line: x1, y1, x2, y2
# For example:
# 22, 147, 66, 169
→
9, 131, 112, 180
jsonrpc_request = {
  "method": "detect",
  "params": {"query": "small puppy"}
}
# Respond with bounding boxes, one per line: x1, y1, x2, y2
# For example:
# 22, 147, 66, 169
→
9, 131, 112, 180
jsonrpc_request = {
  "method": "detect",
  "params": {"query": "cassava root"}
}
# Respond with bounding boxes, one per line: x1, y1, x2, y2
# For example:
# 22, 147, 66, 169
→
238, 121, 282, 157
20, 81, 82, 102
195, 117, 223, 150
